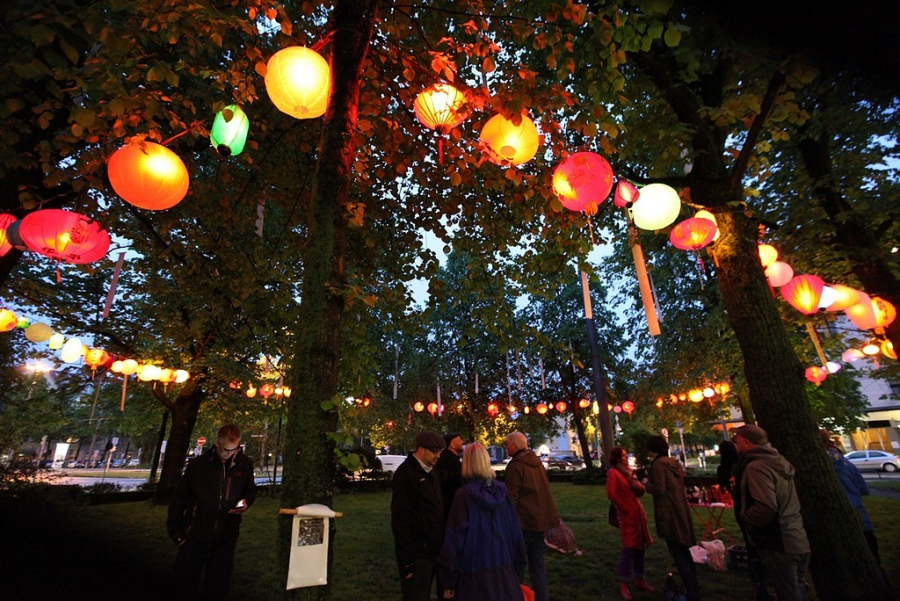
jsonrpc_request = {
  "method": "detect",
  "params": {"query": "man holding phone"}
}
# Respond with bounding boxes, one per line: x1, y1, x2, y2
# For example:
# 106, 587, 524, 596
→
167, 423, 257, 599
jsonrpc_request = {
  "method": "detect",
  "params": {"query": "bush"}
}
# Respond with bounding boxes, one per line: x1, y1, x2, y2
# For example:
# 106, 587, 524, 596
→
572, 466, 607, 486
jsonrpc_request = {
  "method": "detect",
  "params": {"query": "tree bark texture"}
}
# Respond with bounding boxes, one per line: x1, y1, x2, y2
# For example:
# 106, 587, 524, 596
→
279, 1, 377, 598
152, 378, 205, 504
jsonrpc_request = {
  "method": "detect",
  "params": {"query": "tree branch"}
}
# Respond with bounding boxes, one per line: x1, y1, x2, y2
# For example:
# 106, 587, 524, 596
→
732, 70, 785, 178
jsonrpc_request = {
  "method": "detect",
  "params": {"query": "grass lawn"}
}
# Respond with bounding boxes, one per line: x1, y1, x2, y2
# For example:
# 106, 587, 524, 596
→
3, 482, 898, 600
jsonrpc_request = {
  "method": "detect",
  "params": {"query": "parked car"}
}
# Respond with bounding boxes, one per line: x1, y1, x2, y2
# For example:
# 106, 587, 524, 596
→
845, 450, 900, 472
127, 458, 141, 467
541, 453, 585, 471
374, 455, 407, 473
64, 460, 86, 468
111, 459, 126, 468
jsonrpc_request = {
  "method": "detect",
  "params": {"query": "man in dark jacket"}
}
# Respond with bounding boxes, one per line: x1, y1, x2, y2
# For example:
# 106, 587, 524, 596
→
734, 425, 810, 601
505, 431, 560, 601
436, 431, 463, 519
167, 424, 256, 599
391, 430, 445, 601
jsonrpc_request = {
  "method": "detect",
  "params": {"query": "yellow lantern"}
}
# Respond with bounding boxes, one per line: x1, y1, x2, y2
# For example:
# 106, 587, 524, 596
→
24, 322, 53, 342
138, 364, 162, 381
758, 244, 778, 268
695, 210, 720, 242
578, 398, 591, 408
0, 308, 18, 332
158, 368, 176, 384
61, 337, 85, 363
479, 113, 540, 166
882, 340, 897, 360
246, 384, 257, 398
264, 46, 330, 119
845, 292, 877, 330
48, 332, 66, 350
688, 389, 704, 403
120, 359, 139, 375
872, 297, 897, 330
536, 403, 549, 415
862, 342, 880, 356
414, 83, 468, 163
630, 184, 681, 231
824, 284, 862, 312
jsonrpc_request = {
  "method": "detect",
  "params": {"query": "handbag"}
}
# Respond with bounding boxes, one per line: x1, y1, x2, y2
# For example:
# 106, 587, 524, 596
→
608, 504, 619, 528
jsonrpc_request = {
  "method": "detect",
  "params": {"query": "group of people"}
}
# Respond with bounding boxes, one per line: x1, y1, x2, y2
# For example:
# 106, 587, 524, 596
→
391, 430, 560, 601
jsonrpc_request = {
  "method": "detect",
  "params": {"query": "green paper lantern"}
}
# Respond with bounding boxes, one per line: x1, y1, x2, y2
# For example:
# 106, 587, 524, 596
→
210, 105, 250, 157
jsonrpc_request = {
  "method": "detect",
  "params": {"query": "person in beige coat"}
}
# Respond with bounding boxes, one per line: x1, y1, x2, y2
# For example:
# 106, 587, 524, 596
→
643, 435, 700, 601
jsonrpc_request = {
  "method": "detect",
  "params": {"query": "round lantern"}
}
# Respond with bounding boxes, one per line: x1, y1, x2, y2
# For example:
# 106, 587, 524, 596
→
536, 403, 549, 415
487, 402, 500, 417
780, 274, 825, 315
818, 286, 838, 310
17, 209, 110, 264
882, 340, 897, 360
413, 401, 425, 412
824, 284, 862, 312
111, 360, 124, 373
246, 385, 257, 398
0, 309, 18, 332
507, 402, 517, 413
613, 405, 622, 413
137, 364, 162, 381
714, 382, 731, 395
265, 46, 330, 119
841, 348, 865, 362
480, 113, 540, 166
108, 142, 190, 210
174, 369, 190, 383
84, 348, 110, 370
765, 261, 794, 287
158, 368, 177, 384
414, 83, 468, 133
578, 398, 591, 408
758, 244, 778, 268
694, 210, 720, 242
862, 342, 880, 356
555, 401, 567, 413
427, 402, 439, 414
260, 383, 274, 398
24, 322, 52, 342
826, 361, 843, 373
48, 332, 65, 350
622, 401, 635, 414
630, 183, 681, 231
523, 405, 531, 414
210, 105, 250, 157
61, 337, 85, 363
551, 152, 614, 213
688, 389, 704, 403
0, 213, 15, 257
845, 292, 877, 330
613, 179, 639, 208
120, 359, 139, 375
872, 297, 897, 330
703, 387, 715, 398
804, 366, 828, 385
669, 217, 717, 251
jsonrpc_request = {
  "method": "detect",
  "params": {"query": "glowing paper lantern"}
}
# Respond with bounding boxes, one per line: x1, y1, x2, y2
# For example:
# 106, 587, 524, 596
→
578, 398, 591, 408
614, 179, 640, 208
246, 385, 257, 398
780, 274, 826, 315
174, 369, 190, 384
555, 401, 567, 413
669, 218, 717, 251
824, 285, 862, 312
0, 213, 15, 257
137, 364, 162, 381
427, 402, 439, 414
842, 348, 865, 362
265, 46, 330, 119
804, 366, 828, 385
613, 405, 622, 413
210, 105, 250, 157
695, 210, 720, 241
818, 286, 838, 310
48, 332, 65, 350
120, 359, 139, 375
826, 361, 843, 373
413, 401, 425, 412
714, 382, 731, 395
622, 401, 635, 414
84, 348, 110, 370
872, 297, 897, 330
758, 244, 778, 268
862, 342, 880, 356
703, 387, 715, 398
111, 360, 124, 373
16, 317, 29, 329
845, 292, 877, 330
414, 83, 468, 132
765, 261, 794, 287
688, 389, 704, 403
61, 337, 85, 363
108, 142, 190, 210
17, 210, 110, 264
158, 369, 176, 384
487, 402, 500, 417
536, 403, 549, 415
630, 183, 681, 231
0, 309, 18, 332
260, 383, 274, 398
882, 340, 897, 360
551, 152, 614, 213
480, 113, 540, 166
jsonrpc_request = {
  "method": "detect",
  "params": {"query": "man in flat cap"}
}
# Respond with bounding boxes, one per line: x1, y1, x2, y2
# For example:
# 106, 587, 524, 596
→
733, 425, 810, 601
436, 432, 464, 520
391, 430, 446, 600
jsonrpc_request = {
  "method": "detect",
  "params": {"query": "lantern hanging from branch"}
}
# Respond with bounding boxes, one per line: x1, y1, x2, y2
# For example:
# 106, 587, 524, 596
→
61, 337, 85, 363
555, 401, 567, 413
622, 401, 635, 415
84, 348, 110, 379
264, 46, 330, 119
0, 308, 18, 332
578, 398, 591, 409
413, 401, 425, 412
48, 332, 65, 349
826, 361, 842, 373
758, 244, 778, 268
824, 284, 862, 312
882, 340, 897, 360
246, 384, 257, 398
536, 403, 548, 415
613, 179, 639, 208
487, 402, 500, 417
842, 348, 865, 362
260, 383, 274, 399
17, 210, 110, 264
818, 286, 838, 310
413, 83, 468, 164
765, 261, 794, 288
845, 292, 877, 330
780, 274, 826, 315
630, 183, 681, 231
24, 322, 52, 342
694, 210, 720, 242
670, 217, 717, 283
174, 370, 190, 384
480, 113, 540, 166
0, 213, 15, 257
551, 152, 614, 213
872, 297, 896, 331
210, 105, 250, 157
862, 342, 880, 356
108, 142, 190, 210
427, 402, 439, 415
688, 389, 704, 403
804, 366, 828, 386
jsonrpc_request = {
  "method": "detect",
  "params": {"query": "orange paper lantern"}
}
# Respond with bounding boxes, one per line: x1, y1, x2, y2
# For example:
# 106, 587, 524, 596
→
487, 402, 500, 417
0, 213, 15, 257
882, 340, 897, 360
427, 402, 439, 414
872, 297, 897, 330
780, 274, 825, 315
17, 210, 110, 264
265, 46, 330, 119
669, 218, 717, 251
688, 389, 704, 403
845, 292, 877, 330
536, 403, 548, 414
551, 152, 614, 213
108, 142, 190, 210
578, 398, 591, 408
480, 113, 540, 165
413, 401, 425, 412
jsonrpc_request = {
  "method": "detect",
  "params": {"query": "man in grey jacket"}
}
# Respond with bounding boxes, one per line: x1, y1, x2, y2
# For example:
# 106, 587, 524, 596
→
734, 425, 810, 601
505, 431, 560, 601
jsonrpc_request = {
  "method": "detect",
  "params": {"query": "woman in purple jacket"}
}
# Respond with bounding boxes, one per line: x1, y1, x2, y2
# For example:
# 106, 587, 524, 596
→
439, 443, 526, 600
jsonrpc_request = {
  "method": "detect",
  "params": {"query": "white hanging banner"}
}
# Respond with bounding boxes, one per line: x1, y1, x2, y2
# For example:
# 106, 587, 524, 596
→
286, 504, 339, 590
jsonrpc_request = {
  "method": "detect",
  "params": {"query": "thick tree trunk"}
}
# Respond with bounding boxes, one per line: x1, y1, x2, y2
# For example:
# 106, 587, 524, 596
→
152, 379, 204, 505
278, 1, 377, 598
710, 210, 892, 600
797, 129, 900, 359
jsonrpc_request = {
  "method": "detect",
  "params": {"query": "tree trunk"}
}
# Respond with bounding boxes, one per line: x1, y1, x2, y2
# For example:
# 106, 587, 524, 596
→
152, 379, 205, 505
710, 209, 892, 599
278, 1, 377, 598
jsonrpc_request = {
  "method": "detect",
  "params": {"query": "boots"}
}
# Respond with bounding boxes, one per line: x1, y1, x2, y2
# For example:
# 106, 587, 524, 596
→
634, 579, 656, 592
618, 582, 633, 600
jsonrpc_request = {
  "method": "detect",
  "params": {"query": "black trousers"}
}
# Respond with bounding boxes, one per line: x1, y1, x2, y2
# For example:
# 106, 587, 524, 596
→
173, 535, 239, 600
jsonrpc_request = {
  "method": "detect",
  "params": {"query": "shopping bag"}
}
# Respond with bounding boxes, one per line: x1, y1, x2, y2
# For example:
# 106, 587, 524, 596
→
521, 583, 535, 601
608, 505, 619, 528
701, 539, 727, 572
689, 545, 708, 564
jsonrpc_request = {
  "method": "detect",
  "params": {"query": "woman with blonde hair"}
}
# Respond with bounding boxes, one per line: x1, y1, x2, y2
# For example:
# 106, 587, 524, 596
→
439, 443, 526, 600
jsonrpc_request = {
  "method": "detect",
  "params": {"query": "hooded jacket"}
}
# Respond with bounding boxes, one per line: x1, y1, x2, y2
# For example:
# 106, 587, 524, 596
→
439, 479, 526, 600
504, 448, 560, 532
737, 445, 810, 554
166, 447, 256, 545
645, 455, 696, 547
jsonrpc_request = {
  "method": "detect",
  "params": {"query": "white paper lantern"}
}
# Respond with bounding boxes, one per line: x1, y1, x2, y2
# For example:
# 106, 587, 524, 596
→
61, 337, 85, 363
630, 184, 681, 231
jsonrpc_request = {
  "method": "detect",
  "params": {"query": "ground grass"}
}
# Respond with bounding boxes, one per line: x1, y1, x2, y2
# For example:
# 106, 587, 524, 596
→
3, 482, 897, 600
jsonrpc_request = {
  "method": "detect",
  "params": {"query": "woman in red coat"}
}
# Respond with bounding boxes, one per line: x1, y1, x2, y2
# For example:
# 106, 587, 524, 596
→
606, 446, 654, 600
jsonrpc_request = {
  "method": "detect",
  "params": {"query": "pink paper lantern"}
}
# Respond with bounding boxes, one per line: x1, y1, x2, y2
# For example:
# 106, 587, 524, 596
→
551, 152, 614, 213
765, 261, 794, 287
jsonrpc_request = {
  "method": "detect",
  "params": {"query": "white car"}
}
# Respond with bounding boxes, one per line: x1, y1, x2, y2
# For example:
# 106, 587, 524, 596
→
375, 455, 408, 473
845, 450, 900, 472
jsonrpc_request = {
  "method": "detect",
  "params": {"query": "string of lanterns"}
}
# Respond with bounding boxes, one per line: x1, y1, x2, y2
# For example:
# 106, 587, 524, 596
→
652, 382, 732, 407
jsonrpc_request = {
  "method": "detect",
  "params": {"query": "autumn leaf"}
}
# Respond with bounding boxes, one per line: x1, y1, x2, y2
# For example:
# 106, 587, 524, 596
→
483, 56, 495, 73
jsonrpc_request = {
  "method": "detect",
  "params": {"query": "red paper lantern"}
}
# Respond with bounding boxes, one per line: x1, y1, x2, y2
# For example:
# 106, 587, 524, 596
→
804, 366, 828, 385
669, 218, 717, 251
555, 401, 567, 413
108, 142, 190, 210
427, 402, 439, 414
780, 274, 826, 315
260, 383, 274, 398
551, 152, 614, 213
17, 210, 110, 264
487, 402, 500, 417
613, 179, 639, 208
622, 401, 635, 414
0, 213, 15, 257
265, 46, 331, 119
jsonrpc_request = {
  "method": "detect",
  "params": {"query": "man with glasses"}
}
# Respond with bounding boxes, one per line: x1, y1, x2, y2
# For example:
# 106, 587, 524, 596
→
391, 430, 446, 600
167, 423, 257, 599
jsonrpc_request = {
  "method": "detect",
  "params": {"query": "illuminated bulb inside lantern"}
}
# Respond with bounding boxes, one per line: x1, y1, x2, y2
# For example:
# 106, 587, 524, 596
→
862, 343, 880, 355
688, 389, 704, 403
703, 387, 715, 398
695, 210, 719, 241
57, 232, 71, 252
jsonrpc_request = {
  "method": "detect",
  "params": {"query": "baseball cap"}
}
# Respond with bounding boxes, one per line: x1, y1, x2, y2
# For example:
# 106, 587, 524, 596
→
415, 430, 445, 452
